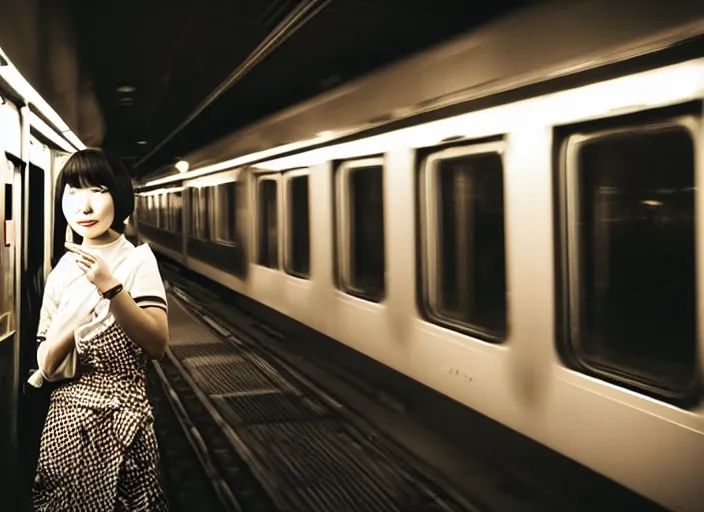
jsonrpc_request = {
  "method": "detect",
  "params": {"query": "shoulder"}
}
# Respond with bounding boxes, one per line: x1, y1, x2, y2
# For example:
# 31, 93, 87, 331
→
133, 243, 160, 268
112, 237, 156, 268
134, 245, 165, 292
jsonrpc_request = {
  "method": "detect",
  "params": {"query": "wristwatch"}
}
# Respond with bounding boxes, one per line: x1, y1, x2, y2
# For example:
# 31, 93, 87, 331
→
100, 283, 124, 300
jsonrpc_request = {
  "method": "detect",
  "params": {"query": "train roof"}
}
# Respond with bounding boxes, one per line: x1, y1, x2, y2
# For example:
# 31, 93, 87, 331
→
142, 0, 704, 185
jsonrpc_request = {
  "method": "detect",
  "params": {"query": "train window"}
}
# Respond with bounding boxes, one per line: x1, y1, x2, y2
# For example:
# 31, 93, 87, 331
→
285, 172, 310, 278
136, 196, 144, 224
142, 196, 149, 224
336, 159, 385, 301
154, 194, 166, 229
562, 123, 697, 395
189, 187, 210, 239
166, 194, 173, 231
156, 194, 165, 229
199, 188, 209, 238
258, 178, 279, 268
154, 194, 160, 228
214, 182, 238, 244
142, 195, 153, 225
163, 192, 175, 232
155, 194, 162, 228
146, 195, 156, 225
188, 190, 196, 235
169, 190, 183, 233
162, 194, 170, 230
421, 144, 507, 341
155, 194, 163, 229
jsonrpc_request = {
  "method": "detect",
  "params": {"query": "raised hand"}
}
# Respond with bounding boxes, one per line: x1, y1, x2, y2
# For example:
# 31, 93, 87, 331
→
64, 242, 120, 294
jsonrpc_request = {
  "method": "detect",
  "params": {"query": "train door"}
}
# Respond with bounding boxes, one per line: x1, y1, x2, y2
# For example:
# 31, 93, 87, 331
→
18, 150, 49, 507
0, 149, 22, 508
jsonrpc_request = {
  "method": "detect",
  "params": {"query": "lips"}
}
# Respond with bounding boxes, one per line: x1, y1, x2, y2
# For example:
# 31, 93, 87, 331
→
77, 220, 98, 227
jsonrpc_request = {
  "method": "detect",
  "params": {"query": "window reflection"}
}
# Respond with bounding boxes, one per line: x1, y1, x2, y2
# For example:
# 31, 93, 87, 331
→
572, 127, 696, 388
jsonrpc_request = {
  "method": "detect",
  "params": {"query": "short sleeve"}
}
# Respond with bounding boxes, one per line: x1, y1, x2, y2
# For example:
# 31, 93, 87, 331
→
128, 246, 168, 312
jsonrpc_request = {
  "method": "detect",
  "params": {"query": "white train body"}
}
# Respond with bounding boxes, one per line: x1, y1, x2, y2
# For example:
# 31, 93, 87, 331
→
135, 2, 704, 510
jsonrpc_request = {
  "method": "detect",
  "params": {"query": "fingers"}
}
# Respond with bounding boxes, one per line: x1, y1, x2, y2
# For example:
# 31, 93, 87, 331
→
64, 242, 92, 256
74, 257, 96, 276
64, 242, 83, 253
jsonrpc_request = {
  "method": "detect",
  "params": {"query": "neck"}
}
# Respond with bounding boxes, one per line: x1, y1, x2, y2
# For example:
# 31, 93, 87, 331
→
82, 229, 120, 247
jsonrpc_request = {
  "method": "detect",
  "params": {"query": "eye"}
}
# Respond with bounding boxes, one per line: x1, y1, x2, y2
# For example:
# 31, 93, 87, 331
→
91, 186, 108, 193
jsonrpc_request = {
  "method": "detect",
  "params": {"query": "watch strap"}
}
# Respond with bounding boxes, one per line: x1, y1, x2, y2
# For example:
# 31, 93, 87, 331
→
101, 283, 124, 300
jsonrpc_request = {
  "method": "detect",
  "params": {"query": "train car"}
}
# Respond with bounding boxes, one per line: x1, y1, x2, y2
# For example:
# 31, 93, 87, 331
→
0, 45, 85, 507
134, 1, 704, 510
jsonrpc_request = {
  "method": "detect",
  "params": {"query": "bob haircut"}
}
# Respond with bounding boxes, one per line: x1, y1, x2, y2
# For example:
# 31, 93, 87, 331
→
52, 148, 135, 265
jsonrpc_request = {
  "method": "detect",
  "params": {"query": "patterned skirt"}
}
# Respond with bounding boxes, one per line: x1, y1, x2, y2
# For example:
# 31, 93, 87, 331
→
32, 385, 169, 511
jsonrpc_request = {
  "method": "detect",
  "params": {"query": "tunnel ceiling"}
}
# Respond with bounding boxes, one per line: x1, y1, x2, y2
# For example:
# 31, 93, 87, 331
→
68, 0, 532, 178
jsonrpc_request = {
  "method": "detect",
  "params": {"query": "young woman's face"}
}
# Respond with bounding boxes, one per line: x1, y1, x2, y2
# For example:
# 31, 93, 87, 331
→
62, 184, 115, 239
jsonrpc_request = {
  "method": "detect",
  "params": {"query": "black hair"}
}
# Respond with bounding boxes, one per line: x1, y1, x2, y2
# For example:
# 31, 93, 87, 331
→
52, 148, 134, 266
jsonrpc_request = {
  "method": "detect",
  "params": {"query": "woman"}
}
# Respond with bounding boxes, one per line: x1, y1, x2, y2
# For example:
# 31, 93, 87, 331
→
29, 148, 170, 511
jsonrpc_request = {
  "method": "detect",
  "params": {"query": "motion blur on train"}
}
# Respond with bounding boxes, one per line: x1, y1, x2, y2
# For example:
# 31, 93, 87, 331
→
131, 2, 704, 511
1, 0, 704, 510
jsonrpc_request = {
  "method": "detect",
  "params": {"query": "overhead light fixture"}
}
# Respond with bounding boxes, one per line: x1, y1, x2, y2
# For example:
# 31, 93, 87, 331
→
137, 140, 148, 145
116, 84, 136, 94
29, 112, 74, 153
63, 131, 85, 151
0, 44, 85, 150
175, 160, 189, 173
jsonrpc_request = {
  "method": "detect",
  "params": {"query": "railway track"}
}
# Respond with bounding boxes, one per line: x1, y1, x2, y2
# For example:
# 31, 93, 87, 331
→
149, 353, 277, 512
147, 364, 233, 512
153, 267, 488, 512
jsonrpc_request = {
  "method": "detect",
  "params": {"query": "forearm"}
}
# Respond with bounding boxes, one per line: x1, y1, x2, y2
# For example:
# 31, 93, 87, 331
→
41, 326, 76, 376
108, 287, 168, 359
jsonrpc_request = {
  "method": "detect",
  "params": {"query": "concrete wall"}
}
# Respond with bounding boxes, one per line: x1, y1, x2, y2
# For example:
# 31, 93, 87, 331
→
0, 0, 104, 146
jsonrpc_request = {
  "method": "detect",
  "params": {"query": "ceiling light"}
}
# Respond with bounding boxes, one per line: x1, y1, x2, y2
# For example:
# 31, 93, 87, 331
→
116, 84, 136, 94
137, 140, 148, 145
175, 160, 189, 173
29, 112, 74, 153
0, 44, 85, 150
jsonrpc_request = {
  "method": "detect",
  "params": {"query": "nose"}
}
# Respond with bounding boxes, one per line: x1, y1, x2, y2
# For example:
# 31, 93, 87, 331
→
76, 191, 94, 214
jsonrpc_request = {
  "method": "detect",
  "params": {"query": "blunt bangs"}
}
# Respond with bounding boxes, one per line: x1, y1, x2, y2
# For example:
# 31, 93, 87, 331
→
59, 148, 118, 192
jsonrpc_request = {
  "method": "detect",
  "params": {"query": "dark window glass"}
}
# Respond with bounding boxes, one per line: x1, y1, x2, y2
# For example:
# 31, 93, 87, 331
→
433, 152, 507, 339
571, 127, 696, 390
172, 191, 183, 233
189, 187, 209, 239
288, 175, 310, 277
258, 180, 278, 268
215, 182, 237, 243
346, 165, 385, 300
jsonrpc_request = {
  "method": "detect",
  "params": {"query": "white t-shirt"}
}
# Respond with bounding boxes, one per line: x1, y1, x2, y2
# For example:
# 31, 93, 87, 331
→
37, 236, 167, 340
